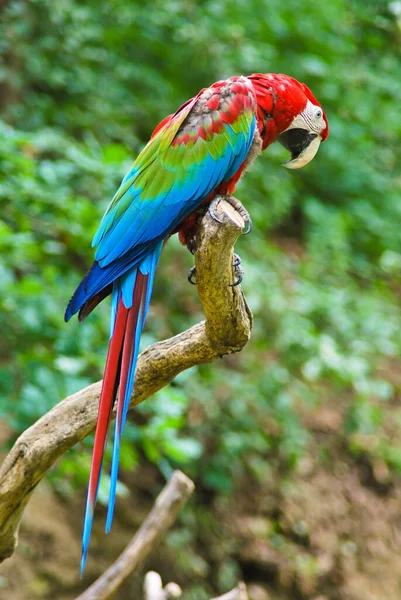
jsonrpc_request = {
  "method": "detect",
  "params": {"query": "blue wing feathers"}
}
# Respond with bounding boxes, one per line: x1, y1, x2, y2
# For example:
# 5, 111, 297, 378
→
96, 120, 254, 262
65, 116, 256, 323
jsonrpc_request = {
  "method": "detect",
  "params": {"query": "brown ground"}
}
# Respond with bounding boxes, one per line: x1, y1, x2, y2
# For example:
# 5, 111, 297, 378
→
1, 399, 401, 600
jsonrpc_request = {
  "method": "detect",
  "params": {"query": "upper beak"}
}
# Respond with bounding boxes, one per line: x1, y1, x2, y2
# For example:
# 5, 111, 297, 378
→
277, 128, 322, 170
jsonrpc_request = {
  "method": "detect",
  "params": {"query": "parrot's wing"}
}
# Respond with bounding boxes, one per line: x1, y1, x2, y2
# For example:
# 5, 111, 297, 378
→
92, 76, 257, 267
65, 77, 257, 321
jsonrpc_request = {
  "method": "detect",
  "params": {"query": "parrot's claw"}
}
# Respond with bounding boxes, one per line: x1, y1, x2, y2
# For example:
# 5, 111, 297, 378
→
188, 266, 197, 285
188, 253, 244, 287
208, 196, 252, 234
230, 252, 244, 287
208, 197, 223, 224
225, 195, 252, 235
242, 217, 252, 235
233, 253, 241, 268
186, 236, 197, 255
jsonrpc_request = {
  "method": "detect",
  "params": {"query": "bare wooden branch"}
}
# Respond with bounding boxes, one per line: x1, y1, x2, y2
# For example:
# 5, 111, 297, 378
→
0, 198, 253, 561
75, 471, 194, 600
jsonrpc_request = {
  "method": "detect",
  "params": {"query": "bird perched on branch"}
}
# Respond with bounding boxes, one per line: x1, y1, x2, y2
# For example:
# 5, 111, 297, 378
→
65, 72, 329, 573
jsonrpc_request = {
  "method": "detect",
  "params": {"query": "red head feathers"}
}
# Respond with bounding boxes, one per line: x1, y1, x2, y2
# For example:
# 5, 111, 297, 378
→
249, 73, 328, 168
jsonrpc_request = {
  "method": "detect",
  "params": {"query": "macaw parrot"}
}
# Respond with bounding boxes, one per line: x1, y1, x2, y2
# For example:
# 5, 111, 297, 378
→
65, 73, 329, 573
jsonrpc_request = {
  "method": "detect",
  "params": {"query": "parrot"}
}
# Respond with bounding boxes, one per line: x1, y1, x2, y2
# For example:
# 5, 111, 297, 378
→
64, 73, 329, 573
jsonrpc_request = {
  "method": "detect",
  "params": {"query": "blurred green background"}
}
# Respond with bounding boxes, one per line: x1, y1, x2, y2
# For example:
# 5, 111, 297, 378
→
1, 1, 401, 599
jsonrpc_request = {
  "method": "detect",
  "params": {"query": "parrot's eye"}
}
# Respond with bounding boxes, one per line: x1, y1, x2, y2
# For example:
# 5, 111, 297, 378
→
314, 108, 323, 119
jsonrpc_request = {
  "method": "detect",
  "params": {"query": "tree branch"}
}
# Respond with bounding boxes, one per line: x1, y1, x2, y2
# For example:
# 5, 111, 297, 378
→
0, 197, 253, 561
76, 471, 194, 600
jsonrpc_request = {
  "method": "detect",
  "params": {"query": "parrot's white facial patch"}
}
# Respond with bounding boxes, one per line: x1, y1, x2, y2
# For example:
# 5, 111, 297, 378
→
285, 100, 326, 136
279, 100, 325, 169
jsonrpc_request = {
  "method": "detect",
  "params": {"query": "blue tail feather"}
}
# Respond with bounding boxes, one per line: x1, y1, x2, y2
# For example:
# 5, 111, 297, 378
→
105, 242, 162, 533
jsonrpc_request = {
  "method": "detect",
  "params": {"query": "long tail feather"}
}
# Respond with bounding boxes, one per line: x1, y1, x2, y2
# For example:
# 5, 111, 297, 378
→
80, 242, 162, 575
80, 299, 128, 575
105, 271, 148, 532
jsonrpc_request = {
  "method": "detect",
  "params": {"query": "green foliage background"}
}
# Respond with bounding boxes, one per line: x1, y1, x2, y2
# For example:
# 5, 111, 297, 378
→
1, 0, 401, 596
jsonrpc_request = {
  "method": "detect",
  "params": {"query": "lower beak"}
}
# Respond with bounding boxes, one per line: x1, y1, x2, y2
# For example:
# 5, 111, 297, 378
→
277, 129, 322, 170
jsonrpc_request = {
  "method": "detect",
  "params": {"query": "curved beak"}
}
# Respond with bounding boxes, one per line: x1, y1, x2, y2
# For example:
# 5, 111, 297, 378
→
278, 128, 322, 170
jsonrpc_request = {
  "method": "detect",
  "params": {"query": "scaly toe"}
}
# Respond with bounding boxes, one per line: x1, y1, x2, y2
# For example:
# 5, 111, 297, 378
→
229, 252, 244, 287
208, 197, 223, 224
224, 195, 252, 235
186, 237, 197, 255
242, 216, 252, 235
188, 266, 197, 285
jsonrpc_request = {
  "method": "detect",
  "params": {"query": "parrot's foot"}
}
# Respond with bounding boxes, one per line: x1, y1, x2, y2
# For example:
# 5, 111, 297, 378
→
186, 236, 197, 255
187, 253, 244, 287
184, 208, 208, 254
188, 265, 197, 285
208, 196, 252, 235
230, 253, 244, 287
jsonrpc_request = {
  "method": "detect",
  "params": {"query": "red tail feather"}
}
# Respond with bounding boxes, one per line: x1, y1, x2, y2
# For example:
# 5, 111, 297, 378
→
87, 298, 128, 507
116, 273, 148, 428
